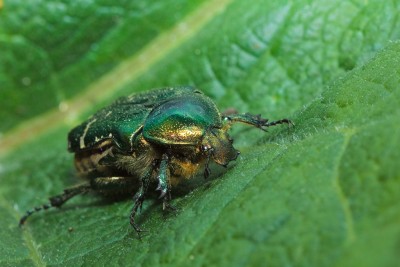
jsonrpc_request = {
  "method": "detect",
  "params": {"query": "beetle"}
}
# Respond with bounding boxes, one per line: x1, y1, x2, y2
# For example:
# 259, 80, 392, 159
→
19, 86, 292, 234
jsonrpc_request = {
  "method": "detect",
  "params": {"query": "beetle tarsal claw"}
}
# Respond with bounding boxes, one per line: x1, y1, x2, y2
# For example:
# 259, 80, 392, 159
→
156, 185, 168, 199
158, 190, 167, 199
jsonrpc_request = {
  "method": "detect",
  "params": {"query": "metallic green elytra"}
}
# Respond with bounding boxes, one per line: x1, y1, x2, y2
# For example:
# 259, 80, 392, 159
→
19, 86, 292, 235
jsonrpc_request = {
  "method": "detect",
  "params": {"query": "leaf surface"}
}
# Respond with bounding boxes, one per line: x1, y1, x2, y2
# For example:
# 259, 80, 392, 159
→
0, 0, 399, 266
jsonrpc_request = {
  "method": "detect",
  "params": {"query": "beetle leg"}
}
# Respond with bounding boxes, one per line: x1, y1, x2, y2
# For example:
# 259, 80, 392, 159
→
154, 154, 177, 212
130, 165, 153, 235
162, 190, 178, 213
203, 148, 213, 179
156, 154, 169, 199
222, 113, 293, 131
19, 183, 91, 226
89, 176, 137, 193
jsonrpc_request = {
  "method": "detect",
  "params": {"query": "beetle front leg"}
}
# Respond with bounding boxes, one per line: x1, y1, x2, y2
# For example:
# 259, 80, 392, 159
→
156, 154, 169, 199
130, 166, 153, 234
153, 154, 175, 211
19, 183, 92, 226
222, 113, 293, 131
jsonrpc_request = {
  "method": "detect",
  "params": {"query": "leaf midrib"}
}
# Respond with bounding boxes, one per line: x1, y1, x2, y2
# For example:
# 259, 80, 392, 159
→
0, 196, 45, 267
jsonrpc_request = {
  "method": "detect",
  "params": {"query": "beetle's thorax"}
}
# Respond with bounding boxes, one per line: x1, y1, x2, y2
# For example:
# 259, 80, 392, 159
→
142, 93, 222, 146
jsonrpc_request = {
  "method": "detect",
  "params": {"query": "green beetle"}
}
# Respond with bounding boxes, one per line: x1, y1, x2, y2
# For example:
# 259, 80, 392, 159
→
19, 86, 292, 234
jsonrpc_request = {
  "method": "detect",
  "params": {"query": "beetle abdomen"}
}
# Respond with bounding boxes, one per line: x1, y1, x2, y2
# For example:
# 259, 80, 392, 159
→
74, 140, 118, 178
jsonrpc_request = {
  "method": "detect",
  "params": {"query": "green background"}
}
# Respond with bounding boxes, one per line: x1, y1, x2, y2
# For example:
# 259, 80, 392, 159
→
0, 0, 399, 266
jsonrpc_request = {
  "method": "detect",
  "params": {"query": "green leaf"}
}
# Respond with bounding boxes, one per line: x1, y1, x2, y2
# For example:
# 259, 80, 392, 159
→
1, 0, 400, 266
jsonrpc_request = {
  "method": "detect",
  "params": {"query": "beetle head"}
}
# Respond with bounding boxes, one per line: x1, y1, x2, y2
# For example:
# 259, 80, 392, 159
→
201, 128, 240, 167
